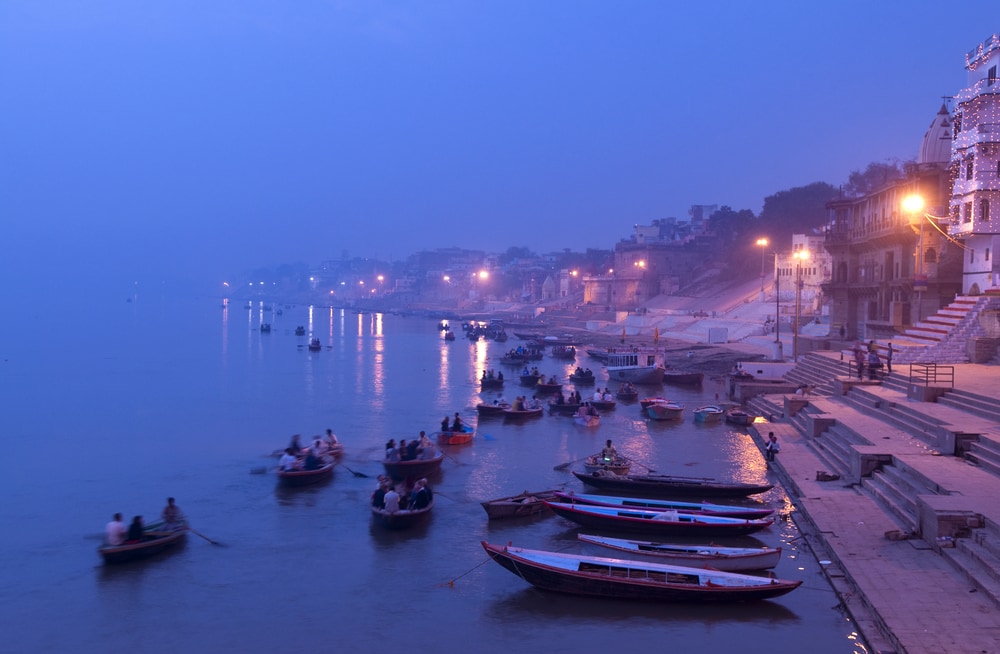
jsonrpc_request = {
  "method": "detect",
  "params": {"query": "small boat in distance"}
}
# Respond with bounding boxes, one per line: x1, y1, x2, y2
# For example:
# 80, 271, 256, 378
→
645, 400, 684, 421
725, 407, 755, 426
605, 349, 665, 385
383, 453, 445, 481
481, 542, 801, 602
436, 425, 474, 445
294, 325, 306, 336
260, 323, 272, 333
576, 534, 783, 572
277, 461, 335, 487
307, 338, 322, 351
477, 401, 511, 417
371, 499, 434, 530
582, 455, 630, 474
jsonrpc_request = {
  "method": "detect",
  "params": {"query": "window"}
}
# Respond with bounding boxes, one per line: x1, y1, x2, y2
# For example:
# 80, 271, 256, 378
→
997, 160, 1000, 177
967, 159, 975, 180
981, 198, 990, 222
987, 248, 991, 262
966, 201, 974, 222
955, 113, 963, 135
990, 65, 998, 86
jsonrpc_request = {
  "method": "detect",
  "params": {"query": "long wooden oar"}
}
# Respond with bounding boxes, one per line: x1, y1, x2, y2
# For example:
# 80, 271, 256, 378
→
188, 527, 223, 546
630, 460, 657, 473
553, 456, 589, 471
338, 462, 369, 478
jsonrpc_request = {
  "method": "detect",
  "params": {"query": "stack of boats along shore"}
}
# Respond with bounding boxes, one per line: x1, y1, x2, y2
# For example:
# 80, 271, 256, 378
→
479, 469, 802, 602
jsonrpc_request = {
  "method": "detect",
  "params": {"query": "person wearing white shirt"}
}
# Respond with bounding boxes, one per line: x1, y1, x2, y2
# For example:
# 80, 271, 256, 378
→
106, 513, 127, 546
278, 448, 300, 471
383, 487, 400, 513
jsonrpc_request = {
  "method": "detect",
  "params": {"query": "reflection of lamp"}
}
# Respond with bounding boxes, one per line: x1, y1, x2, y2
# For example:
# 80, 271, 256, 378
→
902, 194, 926, 320
792, 250, 810, 361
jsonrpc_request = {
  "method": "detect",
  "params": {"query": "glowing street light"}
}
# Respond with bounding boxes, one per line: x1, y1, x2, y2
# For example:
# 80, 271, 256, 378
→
755, 238, 769, 297
903, 194, 927, 319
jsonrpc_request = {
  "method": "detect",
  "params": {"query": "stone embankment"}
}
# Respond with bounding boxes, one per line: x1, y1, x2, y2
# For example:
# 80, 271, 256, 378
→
745, 352, 1000, 654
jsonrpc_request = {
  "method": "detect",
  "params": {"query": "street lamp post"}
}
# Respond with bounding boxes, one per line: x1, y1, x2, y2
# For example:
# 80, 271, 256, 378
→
756, 238, 768, 300
902, 194, 926, 323
792, 250, 810, 362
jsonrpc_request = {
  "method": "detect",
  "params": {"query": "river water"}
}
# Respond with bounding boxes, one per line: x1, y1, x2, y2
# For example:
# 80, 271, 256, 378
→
0, 296, 867, 653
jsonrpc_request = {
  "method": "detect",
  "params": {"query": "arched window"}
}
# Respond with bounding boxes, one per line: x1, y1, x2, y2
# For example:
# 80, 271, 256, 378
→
924, 248, 937, 264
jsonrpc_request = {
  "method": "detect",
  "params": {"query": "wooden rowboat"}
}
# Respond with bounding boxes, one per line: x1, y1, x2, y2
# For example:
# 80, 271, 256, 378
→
552, 491, 775, 519
480, 489, 560, 519
574, 413, 601, 428
276, 461, 335, 487
725, 407, 755, 426
503, 406, 543, 420
577, 534, 782, 571
590, 399, 617, 410
371, 499, 434, 530
693, 405, 724, 423
480, 377, 504, 389
481, 542, 801, 602
645, 401, 684, 421
544, 501, 773, 537
572, 471, 773, 498
98, 521, 188, 564
382, 453, 444, 480
477, 402, 511, 417
535, 381, 563, 395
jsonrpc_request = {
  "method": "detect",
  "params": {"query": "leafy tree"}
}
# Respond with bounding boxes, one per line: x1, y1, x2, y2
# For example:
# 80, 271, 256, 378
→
842, 160, 909, 198
757, 182, 838, 248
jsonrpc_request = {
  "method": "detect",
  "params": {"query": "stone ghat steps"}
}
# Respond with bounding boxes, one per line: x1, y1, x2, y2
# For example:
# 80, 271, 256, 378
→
939, 388, 1000, 422
943, 517, 1000, 606
967, 433, 1000, 478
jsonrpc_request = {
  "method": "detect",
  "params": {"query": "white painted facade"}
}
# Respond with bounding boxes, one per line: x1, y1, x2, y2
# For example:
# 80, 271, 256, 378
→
951, 34, 1000, 293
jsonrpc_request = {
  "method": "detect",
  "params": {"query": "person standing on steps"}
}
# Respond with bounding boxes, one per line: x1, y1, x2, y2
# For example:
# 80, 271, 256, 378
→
886, 343, 893, 374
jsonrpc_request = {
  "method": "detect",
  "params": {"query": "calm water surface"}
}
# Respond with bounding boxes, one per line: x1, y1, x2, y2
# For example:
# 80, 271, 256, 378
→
0, 296, 867, 654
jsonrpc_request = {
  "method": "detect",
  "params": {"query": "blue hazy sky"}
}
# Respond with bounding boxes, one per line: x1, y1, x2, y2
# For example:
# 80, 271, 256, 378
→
1, 1, 996, 290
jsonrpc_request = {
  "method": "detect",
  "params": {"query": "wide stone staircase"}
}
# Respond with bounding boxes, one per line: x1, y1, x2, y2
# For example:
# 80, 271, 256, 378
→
742, 350, 1000, 605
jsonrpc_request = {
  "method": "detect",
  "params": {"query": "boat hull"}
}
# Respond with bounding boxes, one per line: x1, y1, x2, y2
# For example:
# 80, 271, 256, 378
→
645, 403, 683, 420
436, 427, 474, 445
481, 490, 559, 519
482, 542, 800, 602
553, 492, 774, 519
577, 535, 782, 571
606, 366, 665, 384
382, 455, 444, 480
545, 502, 772, 537
277, 462, 335, 487
371, 500, 433, 530
573, 471, 773, 498
98, 528, 187, 564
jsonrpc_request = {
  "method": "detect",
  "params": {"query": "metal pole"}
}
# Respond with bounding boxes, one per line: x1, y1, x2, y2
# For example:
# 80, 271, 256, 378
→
760, 247, 766, 294
774, 264, 780, 343
794, 262, 801, 361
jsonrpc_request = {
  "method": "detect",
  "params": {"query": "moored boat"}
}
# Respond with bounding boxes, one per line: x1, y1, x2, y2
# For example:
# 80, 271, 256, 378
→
277, 461, 335, 487
481, 542, 801, 602
576, 534, 782, 571
639, 396, 670, 409
572, 471, 773, 498
605, 350, 665, 385
371, 499, 434, 530
544, 501, 773, 537
383, 453, 445, 480
693, 405, 724, 423
552, 491, 774, 519
645, 400, 684, 421
480, 490, 560, 519
725, 407, 755, 426
98, 521, 188, 565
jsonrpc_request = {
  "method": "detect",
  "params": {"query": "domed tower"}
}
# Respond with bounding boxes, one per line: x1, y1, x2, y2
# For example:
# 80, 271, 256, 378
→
918, 104, 953, 166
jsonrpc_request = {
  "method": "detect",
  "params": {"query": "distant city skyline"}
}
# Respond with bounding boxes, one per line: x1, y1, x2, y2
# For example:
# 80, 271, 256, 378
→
2, 1, 996, 294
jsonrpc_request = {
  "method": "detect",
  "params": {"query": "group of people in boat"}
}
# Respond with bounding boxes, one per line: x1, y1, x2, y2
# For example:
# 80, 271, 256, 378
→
480, 369, 504, 381
521, 366, 541, 377
536, 373, 559, 385
576, 402, 599, 418
371, 476, 433, 513
552, 390, 582, 405
440, 412, 465, 432
572, 366, 595, 378
591, 388, 614, 402
104, 497, 185, 546
510, 395, 542, 411
279, 430, 341, 471
385, 432, 438, 462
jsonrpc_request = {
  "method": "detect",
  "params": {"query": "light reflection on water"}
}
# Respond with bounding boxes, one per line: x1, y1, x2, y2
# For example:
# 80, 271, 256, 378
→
0, 299, 867, 653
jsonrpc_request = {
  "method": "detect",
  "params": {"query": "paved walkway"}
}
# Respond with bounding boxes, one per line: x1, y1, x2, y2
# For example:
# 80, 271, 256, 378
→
751, 363, 1000, 654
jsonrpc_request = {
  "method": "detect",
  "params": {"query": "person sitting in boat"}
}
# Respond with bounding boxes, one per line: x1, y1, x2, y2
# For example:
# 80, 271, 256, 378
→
371, 480, 388, 508
512, 396, 525, 411
382, 486, 400, 513
496, 370, 503, 382
161, 498, 184, 531
312, 436, 329, 459
324, 429, 340, 451
576, 403, 590, 418
531, 366, 540, 376
602, 389, 614, 401
521, 366, 530, 376
554, 391, 565, 405
587, 404, 599, 417
410, 479, 432, 509
398, 439, 411, 461
592, 389, 603, 402
451, 412, 464, 431
419, 432, 437, 459
126, 515, 144, 543
303, 448, 322, 470
600, 439, 617, 463
574, 366, 583, 376
279, 447, 300, 471
289, 434, 303, 455
406, 438, 420, 461
106, 513, 127, 546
